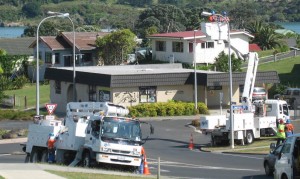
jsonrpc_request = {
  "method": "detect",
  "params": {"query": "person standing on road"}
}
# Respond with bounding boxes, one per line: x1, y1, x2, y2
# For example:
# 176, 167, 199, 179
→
47, 133, 57, 163
277, 119, 286, 146
285, 118, 294, 138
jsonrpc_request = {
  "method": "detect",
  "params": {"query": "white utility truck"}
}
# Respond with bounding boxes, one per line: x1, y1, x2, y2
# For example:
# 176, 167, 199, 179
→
200, 51, 289, 145
23, 102, 154, 170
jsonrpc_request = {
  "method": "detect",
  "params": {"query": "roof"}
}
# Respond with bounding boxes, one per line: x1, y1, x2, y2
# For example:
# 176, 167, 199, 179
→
45, 63, 279, 88
62, 32, 109, 51
0, 37, 35, 55
29, 32, 110, 51
249, 44, 262, 52
148, 30, 253, 40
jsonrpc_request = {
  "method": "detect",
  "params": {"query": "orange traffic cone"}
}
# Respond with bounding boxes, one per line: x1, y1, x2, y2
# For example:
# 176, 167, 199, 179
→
143, 150, 151, 175
188, 133, 194, 150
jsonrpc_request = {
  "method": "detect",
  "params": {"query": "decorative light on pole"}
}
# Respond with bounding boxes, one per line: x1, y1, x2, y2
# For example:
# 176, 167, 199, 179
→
194, 30, 198, 110
201, 10, 234, 149
36, 12, 70, 116
48, 11, 76, 102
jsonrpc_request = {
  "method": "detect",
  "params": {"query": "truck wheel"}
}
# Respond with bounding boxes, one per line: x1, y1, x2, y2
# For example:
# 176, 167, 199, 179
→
30, 150, 40, 163
245, 131, 254, 144
40, 150, 48, 163
83, 152, 91, 168
24, 154, 30, 163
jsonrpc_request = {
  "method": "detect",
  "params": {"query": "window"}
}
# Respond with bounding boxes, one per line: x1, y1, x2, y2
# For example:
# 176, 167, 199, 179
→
55, 53, 60, 64
207, 42, 214, 48
89, 85, 97, 101
55, 81, 61, 94
139, 86, 156, 103
156, 41, 166, 51
189, 43, 193, 53
201, 42, 214, 49
172, 42, 183, 52
82, 53, 92, 63
45, 52, 52, 63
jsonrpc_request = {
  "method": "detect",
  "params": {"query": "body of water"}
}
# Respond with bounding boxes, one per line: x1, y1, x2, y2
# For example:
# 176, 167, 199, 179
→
275, 22, 300, 34
0, 26, 26, 38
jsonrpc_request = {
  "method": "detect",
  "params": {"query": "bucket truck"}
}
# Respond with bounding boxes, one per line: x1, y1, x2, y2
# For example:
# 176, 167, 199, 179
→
200, 52, 289, 145
23, 102, 154, 171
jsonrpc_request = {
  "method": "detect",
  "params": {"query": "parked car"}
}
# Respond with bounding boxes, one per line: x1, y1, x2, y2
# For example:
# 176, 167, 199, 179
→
274, 88, 300, 109
264, 144, 283, 176
252, 87, 267, 101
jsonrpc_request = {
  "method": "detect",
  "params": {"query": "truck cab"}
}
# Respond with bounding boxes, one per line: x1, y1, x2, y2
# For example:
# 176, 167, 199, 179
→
274, 134, 300, 179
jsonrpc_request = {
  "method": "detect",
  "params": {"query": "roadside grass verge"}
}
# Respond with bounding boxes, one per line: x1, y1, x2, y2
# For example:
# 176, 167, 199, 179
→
47, 170, 153, 179
201, 137, 278, 154
4, 83, 50, 110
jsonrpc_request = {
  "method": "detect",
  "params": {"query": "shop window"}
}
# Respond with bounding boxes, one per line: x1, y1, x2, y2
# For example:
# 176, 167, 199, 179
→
89, 85, 97, 101
55, 81, 61, 94
139, 86, 157, 103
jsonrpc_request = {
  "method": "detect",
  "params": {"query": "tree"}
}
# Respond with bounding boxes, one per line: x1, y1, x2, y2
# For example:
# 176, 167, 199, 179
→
247, 21, 283, 50
22, 2, 41, 18
213, 51, 242, 72
96, 29, 137, 65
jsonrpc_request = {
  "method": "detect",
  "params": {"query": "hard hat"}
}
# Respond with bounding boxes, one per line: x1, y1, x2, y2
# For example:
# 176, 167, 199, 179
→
279, 119, 284, 124
286, 119, 291, 124
49, 133, 54, 136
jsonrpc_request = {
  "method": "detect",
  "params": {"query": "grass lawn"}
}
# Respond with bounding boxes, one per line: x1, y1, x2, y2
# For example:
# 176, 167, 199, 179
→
257, 56, 300, 87
3, 83, 50, 109
201, 137, 278, 154
47, 170, 153, 179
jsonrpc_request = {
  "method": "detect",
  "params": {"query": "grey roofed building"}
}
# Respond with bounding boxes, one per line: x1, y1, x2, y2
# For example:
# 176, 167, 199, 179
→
44, 63, 280, 112
0, 37, 35, 55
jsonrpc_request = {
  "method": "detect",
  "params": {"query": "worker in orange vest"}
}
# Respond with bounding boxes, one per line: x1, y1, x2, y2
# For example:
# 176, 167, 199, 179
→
47, 133, 57, 163
285, 118, 294, 138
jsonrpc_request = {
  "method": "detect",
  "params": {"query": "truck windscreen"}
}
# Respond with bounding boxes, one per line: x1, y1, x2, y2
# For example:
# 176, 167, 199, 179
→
100, 117, 141, 142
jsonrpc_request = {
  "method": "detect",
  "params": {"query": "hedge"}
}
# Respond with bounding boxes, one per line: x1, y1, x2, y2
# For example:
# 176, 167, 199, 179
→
128, 101, 209, 117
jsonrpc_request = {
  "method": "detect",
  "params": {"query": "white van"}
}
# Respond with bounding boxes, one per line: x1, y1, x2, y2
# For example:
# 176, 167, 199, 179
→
274, 133, 300, 179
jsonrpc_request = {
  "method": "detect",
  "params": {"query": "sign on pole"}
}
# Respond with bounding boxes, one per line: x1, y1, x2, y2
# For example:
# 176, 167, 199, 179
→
45, 103, 57, 115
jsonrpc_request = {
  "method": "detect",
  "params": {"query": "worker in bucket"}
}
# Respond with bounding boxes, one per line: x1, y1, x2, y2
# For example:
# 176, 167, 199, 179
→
285, 117, 294, 137
47, 133, 57, 163
276, 119, 286, 146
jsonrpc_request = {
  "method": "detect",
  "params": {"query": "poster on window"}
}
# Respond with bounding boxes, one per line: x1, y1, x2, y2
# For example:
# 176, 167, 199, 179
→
99, 90, 110, 102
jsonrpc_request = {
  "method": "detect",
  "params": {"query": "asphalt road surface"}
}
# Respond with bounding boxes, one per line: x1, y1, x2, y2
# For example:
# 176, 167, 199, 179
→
1, 118, 300, 178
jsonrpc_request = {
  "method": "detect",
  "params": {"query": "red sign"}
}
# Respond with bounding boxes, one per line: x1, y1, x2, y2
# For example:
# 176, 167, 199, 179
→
45, 103, 57, 115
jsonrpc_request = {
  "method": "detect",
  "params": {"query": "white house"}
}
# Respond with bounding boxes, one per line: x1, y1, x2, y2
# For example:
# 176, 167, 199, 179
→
148, 23, 254, 65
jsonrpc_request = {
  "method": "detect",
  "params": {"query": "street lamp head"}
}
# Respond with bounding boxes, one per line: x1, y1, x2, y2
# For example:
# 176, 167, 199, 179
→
47, 11, 69, 18
201, 11, 213, 17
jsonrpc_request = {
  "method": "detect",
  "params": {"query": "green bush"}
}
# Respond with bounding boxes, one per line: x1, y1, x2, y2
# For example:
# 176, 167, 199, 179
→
128, 101, 209, 117
0, 109, 36, 121
12, 75, 29, 89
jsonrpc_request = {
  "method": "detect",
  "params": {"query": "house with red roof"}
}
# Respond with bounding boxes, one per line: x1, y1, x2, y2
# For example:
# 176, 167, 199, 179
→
249, 43, 262, 52
29, 32, 109, 81
148, 23, 254, 65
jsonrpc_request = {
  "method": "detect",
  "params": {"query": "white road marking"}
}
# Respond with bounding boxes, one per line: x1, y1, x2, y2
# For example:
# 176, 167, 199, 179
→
0, 154, 11, 157
148, 158, 260, 172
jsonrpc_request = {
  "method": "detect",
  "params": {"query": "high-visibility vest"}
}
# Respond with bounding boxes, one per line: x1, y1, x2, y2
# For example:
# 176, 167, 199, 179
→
47, 137, 56, 149
277, 124, 286, 139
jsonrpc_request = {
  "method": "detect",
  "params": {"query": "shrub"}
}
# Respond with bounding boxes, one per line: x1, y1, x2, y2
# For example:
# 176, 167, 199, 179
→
191, 119, 200, 127
128, 101, 209, 117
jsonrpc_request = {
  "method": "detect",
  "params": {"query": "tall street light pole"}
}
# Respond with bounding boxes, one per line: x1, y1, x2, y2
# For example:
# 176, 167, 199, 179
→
201, 11, 234, 149
48, 11, 76, 102
194, 30, 198, 110
36, 12, 70, 116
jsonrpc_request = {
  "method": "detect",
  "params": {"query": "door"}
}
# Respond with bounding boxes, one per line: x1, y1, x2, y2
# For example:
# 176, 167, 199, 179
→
275, 137, 293, 178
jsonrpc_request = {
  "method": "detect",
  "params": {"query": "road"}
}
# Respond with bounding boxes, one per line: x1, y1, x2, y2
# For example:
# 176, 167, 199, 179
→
0, 118, 282, 179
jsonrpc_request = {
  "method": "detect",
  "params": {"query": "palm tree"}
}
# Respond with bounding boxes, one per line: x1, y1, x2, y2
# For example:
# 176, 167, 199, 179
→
247, 21, 282, 50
